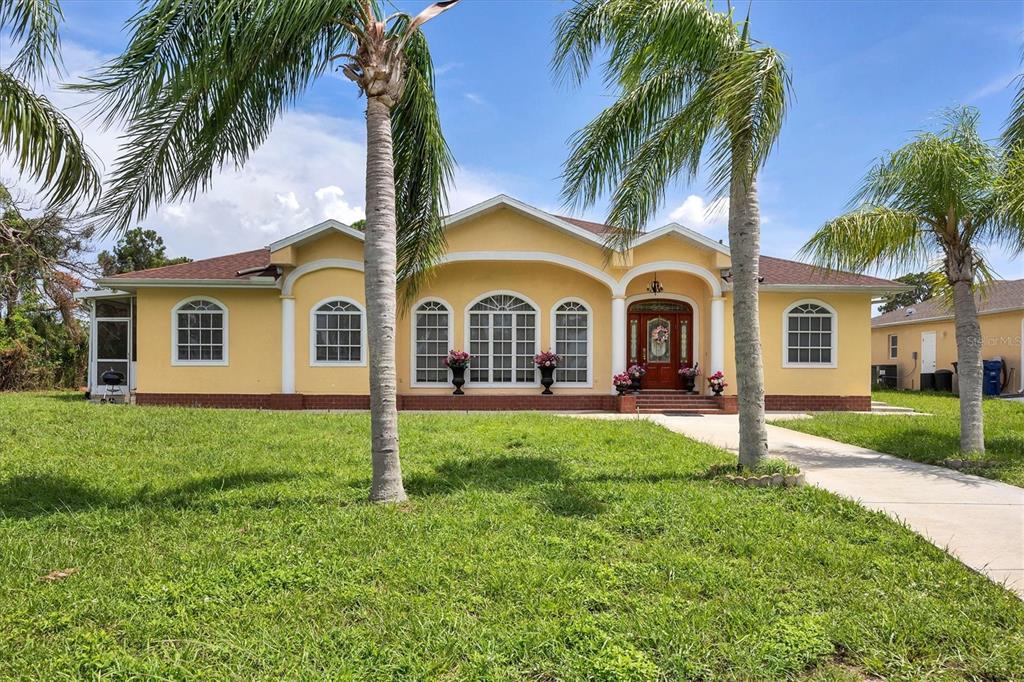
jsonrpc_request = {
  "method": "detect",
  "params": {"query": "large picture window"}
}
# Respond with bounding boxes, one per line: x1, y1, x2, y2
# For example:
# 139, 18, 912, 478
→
468, 293, 537, 384
311, 298, 364, 365
554, 300, 590, 384
413, 299, 451, 384
784, 301, 836, 367
173, 298, 227, 364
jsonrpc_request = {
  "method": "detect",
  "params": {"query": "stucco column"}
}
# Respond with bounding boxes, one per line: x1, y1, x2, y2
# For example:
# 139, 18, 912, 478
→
281, 295, 295, 394
611, 295, 626, 384
710, 296, 725, 377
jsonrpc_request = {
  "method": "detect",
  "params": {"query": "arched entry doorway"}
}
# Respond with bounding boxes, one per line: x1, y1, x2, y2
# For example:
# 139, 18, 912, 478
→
627, 299, 694, 389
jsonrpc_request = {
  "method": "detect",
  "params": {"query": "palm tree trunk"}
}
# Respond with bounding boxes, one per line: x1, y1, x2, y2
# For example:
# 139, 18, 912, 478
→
364, 95, 407, 503
728, 164, 769, 470
950, 276, 985, 454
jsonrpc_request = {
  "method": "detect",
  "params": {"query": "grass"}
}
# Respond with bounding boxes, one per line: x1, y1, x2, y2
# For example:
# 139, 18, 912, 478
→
1, 392, 1023, 680
775, 389, 1024, 488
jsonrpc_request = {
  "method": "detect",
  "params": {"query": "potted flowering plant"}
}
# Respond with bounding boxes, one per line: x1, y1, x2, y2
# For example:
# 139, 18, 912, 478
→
678, 362, 701, 394
613, 372, 632, 396
707, 370, 727, 396
533, 350, 560, 394
627, 364, 646, 392
444, 350, 470, 395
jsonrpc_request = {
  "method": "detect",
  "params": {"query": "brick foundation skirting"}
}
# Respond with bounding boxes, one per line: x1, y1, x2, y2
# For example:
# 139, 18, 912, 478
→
765, 395, 871, 412
134, 393, 869, 412
135, 392, 621, 411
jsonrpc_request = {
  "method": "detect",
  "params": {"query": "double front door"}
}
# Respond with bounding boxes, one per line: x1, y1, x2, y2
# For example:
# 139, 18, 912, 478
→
627, 300, 694, 389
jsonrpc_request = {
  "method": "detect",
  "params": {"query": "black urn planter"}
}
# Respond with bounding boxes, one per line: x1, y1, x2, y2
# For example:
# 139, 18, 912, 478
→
539, 365, 555, 395
711, 385, 724, 397
616, 384, 629, 396
629, 375, 642, 393
450, 365, 466, 395
683, 374, 697, 394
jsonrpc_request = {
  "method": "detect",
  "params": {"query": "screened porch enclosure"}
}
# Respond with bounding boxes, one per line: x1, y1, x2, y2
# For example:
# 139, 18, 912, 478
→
86, 293, 137, 398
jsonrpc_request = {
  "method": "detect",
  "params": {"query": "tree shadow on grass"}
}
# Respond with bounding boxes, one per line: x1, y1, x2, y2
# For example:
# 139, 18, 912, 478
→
0, 471, 297, 519
404, 454, 565, 496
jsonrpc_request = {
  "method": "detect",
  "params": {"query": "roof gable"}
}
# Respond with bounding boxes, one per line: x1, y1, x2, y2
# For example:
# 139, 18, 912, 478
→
268, 218, 364, 252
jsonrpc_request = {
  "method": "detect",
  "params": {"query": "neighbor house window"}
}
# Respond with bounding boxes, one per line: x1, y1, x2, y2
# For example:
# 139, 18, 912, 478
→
173, 298, 227, 364
414, 299, 451, 384
888, 334, 898, 359
311, 299, 363, 365
554, 300, 590, 384
784, 301, 836, 366
468, 293, 537, 384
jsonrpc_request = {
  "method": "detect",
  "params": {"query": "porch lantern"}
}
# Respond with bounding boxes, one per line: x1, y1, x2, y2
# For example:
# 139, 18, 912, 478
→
647, 273, 664, 295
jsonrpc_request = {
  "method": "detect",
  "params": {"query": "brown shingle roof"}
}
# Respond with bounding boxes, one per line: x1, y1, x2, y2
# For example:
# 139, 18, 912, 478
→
100, 216, 902, 290
758, 255, 899, 287
106, 248, 273, 280
872, 279, 1024, 326
557, 214, 900, 288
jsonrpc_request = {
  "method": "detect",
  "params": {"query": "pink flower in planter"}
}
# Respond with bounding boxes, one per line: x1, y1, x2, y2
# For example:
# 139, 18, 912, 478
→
533, 350, 560, 367
613, 372, 632, 388
627, 364, 646, 378
444, 349, 471, 368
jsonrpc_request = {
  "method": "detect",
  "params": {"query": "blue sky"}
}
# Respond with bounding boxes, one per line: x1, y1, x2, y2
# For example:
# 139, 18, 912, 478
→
17, 1, 1024, 279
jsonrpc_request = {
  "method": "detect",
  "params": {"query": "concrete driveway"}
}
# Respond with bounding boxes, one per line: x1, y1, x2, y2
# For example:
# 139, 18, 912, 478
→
576, 412, 1024, 598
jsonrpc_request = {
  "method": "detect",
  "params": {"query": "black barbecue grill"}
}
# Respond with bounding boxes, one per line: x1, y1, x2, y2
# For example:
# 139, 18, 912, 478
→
99, 370, 127, 403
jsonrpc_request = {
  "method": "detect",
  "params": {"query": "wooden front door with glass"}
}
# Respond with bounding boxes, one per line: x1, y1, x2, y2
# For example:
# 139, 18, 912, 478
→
627, 300, 694, 389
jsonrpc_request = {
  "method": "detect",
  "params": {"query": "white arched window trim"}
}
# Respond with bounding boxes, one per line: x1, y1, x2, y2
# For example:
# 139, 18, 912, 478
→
410, 297, 454, 387
550, 297, 593, 387
309, 296, 367, 367
171, 295, 229, 366
782, 298, 838, 369
464, 290, 540, 387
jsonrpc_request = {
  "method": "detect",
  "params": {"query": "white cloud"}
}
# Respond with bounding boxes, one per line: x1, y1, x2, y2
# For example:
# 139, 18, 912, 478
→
0, 38, 505, 265
314, 185, 364, 224
464, 92, 484, 105
276, 191, 301, 212
668, 194, 729, 232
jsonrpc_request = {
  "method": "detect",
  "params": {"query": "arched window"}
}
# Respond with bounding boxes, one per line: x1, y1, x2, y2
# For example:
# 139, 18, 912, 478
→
173, 298, 227, 364
784, 301, 836, 367
311, 298, 364, 365
413, 299, 452, 384
468, 293, 538, 384
553, 299, 591, 384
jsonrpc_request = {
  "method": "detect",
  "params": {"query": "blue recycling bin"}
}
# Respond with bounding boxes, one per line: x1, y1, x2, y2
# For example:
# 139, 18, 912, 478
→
982, 359, 1003, 396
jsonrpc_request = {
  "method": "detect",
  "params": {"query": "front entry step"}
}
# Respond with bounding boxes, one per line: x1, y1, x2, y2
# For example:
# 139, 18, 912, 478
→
633, 390, 723, 415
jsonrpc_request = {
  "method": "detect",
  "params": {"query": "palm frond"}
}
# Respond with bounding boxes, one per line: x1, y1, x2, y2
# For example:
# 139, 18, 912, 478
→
0, 69, 100, 207
704, 46, 790, 197
392, 26, 454, 307
1002, 51, 1024, 154
798, 206, 931, 275
560, 67, 699, 212
602, 81, 720, 247
84, 0, 357, 233
0, 0, 63, 81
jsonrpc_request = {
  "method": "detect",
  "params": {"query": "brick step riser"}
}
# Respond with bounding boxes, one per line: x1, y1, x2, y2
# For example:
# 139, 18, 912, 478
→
636, 400, 720, 406
634, 405, 724, 411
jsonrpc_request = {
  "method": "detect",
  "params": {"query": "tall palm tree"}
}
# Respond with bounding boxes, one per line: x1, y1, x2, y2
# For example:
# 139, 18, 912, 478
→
553, 0, 789, 469
81, 0, 457, 503
801, 108, 1024, 454
0, 0, 100, 206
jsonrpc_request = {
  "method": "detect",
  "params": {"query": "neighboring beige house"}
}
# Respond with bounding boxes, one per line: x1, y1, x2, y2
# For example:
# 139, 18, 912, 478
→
870, 279, 1024, 395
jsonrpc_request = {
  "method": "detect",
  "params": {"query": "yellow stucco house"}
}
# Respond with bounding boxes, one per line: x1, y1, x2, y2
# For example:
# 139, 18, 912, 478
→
871, 279, 1024, 395
82, 195, 905, 412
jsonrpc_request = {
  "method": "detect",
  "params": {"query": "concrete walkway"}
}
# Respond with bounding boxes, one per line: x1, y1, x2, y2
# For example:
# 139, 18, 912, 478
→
576, 412, 1024, 597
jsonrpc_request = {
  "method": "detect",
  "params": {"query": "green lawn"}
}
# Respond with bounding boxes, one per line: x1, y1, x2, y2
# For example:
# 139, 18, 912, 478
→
2, 393, 1023, 680
776, 389, 1024, 488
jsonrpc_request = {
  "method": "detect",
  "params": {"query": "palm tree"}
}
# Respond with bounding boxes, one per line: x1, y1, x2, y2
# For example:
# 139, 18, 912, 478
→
553, 0, 789, 469
801, 108, 1024, 454
81, 0, 457, 503
0, 0, 100, 206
